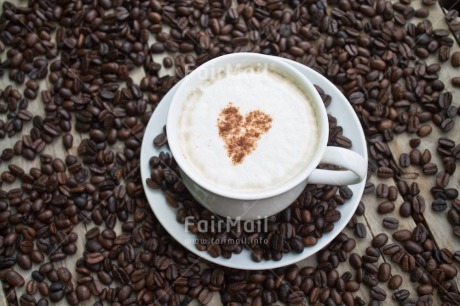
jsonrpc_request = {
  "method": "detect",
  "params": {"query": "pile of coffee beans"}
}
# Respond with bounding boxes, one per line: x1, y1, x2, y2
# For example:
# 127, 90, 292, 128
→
148, 86, 354, 261
445, 9, 460, 44
0, 0, 459, 305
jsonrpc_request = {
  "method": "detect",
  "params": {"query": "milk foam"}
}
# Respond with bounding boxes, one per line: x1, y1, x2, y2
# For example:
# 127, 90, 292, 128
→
178, 64, 320, 194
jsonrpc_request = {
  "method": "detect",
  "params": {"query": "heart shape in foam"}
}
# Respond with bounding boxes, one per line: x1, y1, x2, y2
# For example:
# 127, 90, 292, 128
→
217, 102, 272, 164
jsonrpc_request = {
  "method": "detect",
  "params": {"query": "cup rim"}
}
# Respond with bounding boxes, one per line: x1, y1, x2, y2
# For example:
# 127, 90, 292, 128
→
166, 53, 329, 200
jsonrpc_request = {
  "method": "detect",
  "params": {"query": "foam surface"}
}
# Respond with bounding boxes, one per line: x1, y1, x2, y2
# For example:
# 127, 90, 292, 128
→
178, 65, 320, 194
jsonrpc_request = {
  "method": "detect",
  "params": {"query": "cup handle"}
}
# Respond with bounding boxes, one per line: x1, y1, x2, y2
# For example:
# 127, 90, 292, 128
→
308, 147, 367, 185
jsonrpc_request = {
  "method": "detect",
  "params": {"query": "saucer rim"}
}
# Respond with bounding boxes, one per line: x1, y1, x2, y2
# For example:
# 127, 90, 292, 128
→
140, 57, 368, 270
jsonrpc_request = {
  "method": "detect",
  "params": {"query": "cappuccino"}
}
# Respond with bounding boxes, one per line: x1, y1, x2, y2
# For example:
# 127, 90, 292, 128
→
178, 64, 320, 194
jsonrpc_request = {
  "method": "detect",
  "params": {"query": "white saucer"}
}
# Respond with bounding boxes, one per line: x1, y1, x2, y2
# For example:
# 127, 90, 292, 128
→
140, 58, 368, 270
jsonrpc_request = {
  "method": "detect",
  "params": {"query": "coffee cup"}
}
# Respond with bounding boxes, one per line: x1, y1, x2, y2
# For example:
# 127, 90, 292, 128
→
167, 53, 367, 220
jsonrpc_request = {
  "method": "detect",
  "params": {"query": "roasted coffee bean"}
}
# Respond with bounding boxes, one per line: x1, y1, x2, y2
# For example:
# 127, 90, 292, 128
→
383, 243, 401, 256
436, 171, 450, 187
356, 202, 365, 216
392, 289, 410, 302
412, 195, 426, 214
399, 153, 410, 168
382, 217, 399, 229
153, 133, 167, 147
393, 230, 412, 242
372, 233, 388, 248
349, 253, 363, 269
56, 267, 71, 283
446, 106, 458, 118
290, 237, 303, 253
376, 184, 389, 198
452, 77, 460, 87
413, 295, 432, 306
417, 125, 432, 137
17, 254, 32, 269
378, 201, 395, 214
19, 294, 36, 306
371, 286, 387, 301
63, 134, 73, 149
453, 251, 460, 263
409, 138, 421, 148
49, 289, 64, 303
454, 226, 460, 237
417, 285, 433, 296
377, 263, 391, 282
76, 285, 91, 301
441, 118, 454, 132
355, 223, 367, 238
445, 188, 458, 199
438, 137, 456, 149
346, 280, 360, 292
26, 280, 37, 295
410, 149, 421, 165
6, 270, 25, 287
423, 163, 438, 175
439, 263, 458, 278
400, 201, 412, 217
405, 241, 424, 254
402, 298, 417, 306
377, 167, 394, 178
207, 244, 222, 258
412, 224, 427, 243
198, 289, 213, 304
440, 45, 450, 62
388, 275, 403, 290
452, 51, 460, 67
387, 186, 398, 201
432, 199, 447, 212
415, 8, 429, 18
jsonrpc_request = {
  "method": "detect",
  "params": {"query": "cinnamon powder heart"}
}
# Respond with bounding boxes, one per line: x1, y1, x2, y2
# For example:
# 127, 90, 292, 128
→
217, 102, 272, 164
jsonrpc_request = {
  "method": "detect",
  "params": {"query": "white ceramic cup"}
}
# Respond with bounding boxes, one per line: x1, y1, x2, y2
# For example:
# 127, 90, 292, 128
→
167, 53, 367, 220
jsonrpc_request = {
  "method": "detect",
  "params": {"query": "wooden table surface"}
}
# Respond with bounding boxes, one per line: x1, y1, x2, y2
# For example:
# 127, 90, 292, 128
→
0, 0, 459, 305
